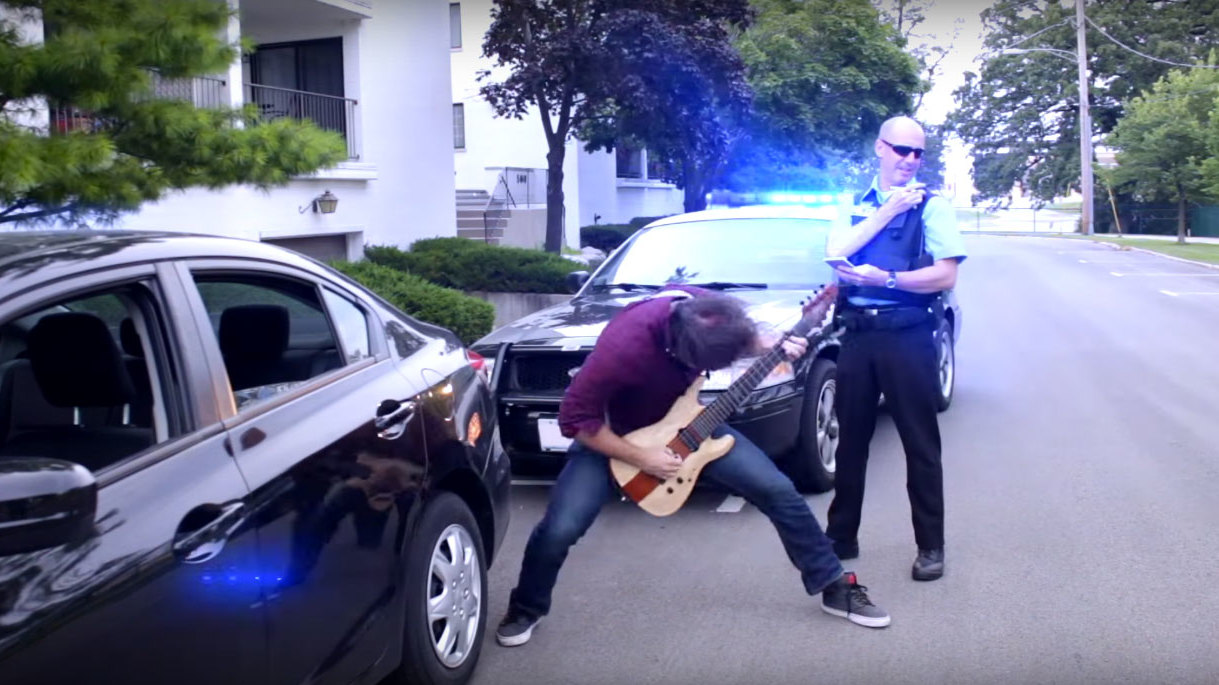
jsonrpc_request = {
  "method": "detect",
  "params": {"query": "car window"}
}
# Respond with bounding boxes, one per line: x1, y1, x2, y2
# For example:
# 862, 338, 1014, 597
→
191, 274, 346, 410
0, 284, 179, 474
588, 218, 835, 290
321, 288, 372, 363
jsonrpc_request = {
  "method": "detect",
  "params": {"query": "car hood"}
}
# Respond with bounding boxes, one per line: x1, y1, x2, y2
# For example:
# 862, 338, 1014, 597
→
472, 289, 819, 349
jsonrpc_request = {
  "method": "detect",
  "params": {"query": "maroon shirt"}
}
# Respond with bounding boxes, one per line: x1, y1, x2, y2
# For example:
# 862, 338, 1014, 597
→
557, 287, 708, 439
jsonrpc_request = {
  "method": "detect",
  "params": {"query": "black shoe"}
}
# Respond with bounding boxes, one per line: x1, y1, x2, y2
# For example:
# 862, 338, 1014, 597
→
912, 548, 945, 581
831, 538, 859, 560
820, 572, 890, 628
495, 608, 541, 647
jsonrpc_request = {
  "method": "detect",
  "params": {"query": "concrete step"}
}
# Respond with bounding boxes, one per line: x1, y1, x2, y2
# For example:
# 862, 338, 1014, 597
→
458, 218, 507, 229
457, 209, 509, 218
458, 227, 504, 240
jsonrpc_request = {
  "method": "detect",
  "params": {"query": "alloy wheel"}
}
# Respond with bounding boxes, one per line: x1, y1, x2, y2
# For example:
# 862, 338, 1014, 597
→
427, 524, 482, 669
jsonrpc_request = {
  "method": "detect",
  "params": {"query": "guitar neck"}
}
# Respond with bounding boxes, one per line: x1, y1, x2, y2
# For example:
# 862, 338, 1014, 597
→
686, 319, 828, 441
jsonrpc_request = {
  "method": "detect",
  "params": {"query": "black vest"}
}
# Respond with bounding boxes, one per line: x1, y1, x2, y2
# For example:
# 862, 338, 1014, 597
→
843, 193, 936, 307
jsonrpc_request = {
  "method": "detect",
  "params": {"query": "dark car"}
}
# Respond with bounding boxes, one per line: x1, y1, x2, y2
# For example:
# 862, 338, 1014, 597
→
0, 231, 510, 685
471, 206, 961, 491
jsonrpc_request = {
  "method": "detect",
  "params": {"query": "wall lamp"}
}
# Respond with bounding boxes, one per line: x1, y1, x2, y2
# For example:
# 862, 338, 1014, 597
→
299, 189, 339, 214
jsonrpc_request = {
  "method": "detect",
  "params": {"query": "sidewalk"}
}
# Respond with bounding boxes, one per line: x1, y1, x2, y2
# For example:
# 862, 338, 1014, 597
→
1103, 233, 1219, 245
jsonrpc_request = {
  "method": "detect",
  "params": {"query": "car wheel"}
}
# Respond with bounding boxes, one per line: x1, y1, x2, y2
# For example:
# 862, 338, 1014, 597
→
787, 358, 837, 494
935, 318, 955, 413
394, 492, 486, 685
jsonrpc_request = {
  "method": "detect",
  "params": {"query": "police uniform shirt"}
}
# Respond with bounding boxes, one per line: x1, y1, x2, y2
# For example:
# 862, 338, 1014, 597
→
836, 176, 968, 306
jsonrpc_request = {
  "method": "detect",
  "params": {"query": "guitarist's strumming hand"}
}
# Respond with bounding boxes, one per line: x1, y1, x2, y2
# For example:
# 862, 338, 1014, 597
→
635, 446, 683, 480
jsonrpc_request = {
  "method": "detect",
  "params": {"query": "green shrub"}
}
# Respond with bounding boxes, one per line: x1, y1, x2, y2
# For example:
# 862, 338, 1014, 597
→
329, 260, 494, 344
580, 224, 636, 252
580, 216, 670, 252
366, 240, 575, 293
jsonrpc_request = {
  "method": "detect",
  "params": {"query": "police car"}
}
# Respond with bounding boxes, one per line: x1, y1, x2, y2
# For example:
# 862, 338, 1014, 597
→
471, 204, 961, 491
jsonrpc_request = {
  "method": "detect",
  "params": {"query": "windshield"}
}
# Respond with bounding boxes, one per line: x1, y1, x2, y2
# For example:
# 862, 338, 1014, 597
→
587, 217, 835, 290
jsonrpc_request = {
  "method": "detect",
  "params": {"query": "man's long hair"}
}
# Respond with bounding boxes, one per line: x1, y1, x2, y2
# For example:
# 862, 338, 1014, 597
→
668, 295, 756, 371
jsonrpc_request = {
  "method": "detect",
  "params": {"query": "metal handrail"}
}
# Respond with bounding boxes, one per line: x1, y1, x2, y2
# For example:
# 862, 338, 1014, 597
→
244, 83, 359, 159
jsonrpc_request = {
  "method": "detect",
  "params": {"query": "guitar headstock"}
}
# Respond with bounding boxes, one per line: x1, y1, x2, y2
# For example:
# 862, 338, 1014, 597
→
800, 283, 838, 321
788, 284, 838, 339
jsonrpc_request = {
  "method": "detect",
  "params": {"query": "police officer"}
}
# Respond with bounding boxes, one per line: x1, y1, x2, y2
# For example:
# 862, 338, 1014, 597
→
823, 116, 966, 581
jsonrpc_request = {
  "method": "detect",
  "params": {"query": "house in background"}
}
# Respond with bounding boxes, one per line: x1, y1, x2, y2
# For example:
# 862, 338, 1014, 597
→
449, 0, 684, 248
25, 0, 458, 262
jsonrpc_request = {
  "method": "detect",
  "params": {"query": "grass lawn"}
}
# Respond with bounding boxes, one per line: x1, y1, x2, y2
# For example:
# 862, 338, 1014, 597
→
1088, 236, 1219, 266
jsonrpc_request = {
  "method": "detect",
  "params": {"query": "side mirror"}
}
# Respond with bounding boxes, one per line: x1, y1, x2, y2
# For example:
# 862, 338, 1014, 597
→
565, 270, 590, 294
0, 458, 97, 556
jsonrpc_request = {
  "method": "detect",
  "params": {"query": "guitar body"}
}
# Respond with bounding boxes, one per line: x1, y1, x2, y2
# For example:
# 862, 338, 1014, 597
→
606, 284, 838, 517
609, 377, 736, 517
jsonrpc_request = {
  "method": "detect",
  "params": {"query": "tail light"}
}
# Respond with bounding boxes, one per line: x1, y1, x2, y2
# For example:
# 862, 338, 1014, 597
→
466, 349, 489, 382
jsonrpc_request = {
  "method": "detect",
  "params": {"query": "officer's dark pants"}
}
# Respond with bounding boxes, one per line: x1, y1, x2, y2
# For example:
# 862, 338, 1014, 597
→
826, 309, 944, 551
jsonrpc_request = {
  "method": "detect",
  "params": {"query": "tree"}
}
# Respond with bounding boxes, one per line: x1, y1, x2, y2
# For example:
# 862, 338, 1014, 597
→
948, 0, 1219, 206
1108, 64, 1219, 244
723, 0, 921, 192
0, 0, 347, 226
577, 2, 753, 212
481, 0, 752, 247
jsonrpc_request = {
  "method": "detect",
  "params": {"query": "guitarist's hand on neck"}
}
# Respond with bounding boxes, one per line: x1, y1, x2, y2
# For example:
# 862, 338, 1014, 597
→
577, 425, 683, 480
753, 331, 809, 360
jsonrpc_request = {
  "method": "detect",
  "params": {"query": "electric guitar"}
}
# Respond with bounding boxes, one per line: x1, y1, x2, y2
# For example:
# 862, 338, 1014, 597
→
609, 284, 839, 516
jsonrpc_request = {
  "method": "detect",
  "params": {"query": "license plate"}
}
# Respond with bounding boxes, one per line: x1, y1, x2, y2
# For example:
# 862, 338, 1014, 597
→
537, 417, 572, 453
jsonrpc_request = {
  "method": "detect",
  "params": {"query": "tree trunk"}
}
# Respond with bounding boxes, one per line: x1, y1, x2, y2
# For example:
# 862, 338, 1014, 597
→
682, 161, 706, 213
1177, 191, 1187, 245
544, 146, 565, 254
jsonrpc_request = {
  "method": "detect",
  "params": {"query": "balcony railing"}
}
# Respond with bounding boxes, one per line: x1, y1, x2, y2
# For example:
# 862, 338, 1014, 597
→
244, 83, 359, 160
47, 76, 359, 162
49, 73, 227, 134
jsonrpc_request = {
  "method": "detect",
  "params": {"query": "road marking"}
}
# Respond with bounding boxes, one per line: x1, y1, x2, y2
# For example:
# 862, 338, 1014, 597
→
1161, 290, 1219, 297
1162, 290, 1178, 297
1110, 272, 1219, 277
715, 495, 747, 513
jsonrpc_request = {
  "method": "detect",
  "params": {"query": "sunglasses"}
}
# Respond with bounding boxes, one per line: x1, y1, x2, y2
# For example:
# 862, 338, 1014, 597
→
881, 139, 925, 159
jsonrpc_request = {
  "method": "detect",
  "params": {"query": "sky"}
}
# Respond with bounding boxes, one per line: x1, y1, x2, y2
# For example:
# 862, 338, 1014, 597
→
909, 1, 990, 203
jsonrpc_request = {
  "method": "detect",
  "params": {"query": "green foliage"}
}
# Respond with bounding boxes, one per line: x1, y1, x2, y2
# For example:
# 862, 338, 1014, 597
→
0, 0, 347, 225
482, 0, 753, 236
328, 260, 494, 345
366, 239, 577, 293
580, 224, 635, 252
1108, 62, 1219, 241
729, 0, 920, 187
948, 0, 1219, 205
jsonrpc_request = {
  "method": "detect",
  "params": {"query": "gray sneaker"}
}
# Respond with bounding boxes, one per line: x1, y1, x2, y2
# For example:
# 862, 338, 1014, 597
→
495, 608, 541, 647
820, 572, 891, 628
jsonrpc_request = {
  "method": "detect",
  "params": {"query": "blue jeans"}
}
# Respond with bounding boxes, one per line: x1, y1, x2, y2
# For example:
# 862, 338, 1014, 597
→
507, 426, 844, 618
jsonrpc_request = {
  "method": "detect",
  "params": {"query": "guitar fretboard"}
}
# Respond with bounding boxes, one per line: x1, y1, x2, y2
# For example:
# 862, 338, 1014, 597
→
676, 306, 827, 449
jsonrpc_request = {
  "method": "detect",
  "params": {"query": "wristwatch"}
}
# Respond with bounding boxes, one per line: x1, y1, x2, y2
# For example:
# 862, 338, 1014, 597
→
885, 270, 898, 289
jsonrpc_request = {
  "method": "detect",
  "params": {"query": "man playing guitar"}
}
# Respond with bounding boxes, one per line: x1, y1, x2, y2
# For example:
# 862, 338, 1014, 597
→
496, 286, 890, 648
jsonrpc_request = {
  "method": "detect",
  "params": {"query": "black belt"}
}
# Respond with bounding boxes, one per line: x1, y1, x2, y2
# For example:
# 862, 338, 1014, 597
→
837, 305, 933, 332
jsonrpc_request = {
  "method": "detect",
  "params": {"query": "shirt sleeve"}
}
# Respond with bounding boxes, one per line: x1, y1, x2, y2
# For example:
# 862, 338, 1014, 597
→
923, 195, 967, 262
557, 328, 634, 439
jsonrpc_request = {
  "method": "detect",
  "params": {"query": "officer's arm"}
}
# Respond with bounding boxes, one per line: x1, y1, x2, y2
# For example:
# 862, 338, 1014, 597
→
826, 208, 896, 259
893, 258, 959, 293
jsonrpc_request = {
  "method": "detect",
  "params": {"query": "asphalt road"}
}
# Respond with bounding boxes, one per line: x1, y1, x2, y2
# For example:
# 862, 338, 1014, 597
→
470, 236, 1219, 685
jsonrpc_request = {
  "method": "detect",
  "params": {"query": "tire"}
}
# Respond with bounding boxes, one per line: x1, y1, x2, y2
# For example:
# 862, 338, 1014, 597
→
394, 493, 487, 685
786, 358, 837, 494
935, 318, 955, 413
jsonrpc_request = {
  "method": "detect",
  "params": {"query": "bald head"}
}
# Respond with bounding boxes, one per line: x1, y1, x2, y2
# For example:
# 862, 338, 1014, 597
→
875, 116, 926, 189
878, 116, 925, 144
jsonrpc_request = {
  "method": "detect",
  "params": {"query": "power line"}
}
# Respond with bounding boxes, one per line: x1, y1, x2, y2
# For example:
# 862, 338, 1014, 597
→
1085, 15, 1219, 70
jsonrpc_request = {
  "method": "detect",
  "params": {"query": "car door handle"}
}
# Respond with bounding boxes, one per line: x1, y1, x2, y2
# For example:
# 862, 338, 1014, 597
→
375, 400, 416, 440
172, 502, 245, 565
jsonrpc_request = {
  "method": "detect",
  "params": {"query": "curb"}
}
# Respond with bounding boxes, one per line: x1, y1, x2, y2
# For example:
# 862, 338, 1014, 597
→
1093, 240, 1219, 271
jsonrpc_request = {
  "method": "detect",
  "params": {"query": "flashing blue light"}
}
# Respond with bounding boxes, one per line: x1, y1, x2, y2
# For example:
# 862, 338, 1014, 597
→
764, 191, 840, 206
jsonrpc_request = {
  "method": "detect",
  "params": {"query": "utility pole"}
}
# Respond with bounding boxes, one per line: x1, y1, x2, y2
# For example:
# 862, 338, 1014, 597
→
1076, 0, 1094, 235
